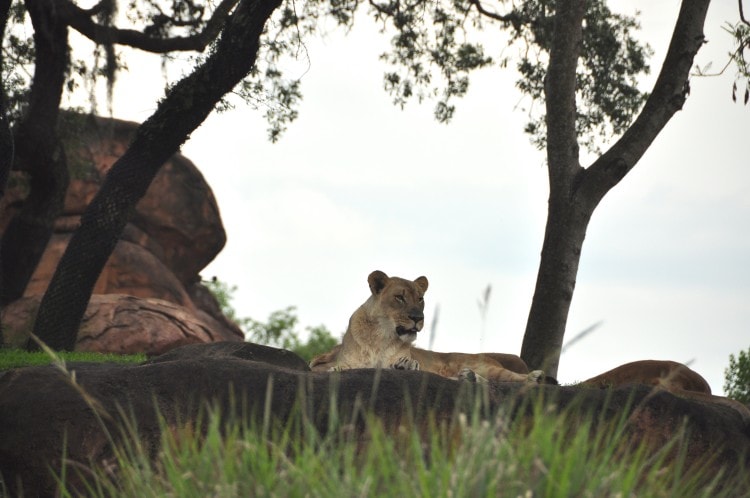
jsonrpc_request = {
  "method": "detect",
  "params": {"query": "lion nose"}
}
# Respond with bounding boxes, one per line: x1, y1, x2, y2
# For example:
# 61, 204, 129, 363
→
409, 312, 424, 323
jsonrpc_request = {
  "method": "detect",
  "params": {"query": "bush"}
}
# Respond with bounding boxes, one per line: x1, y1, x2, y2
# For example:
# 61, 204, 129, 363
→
244, 307, 338, 362
203, 278, 338, 362
724, 346, 750, 403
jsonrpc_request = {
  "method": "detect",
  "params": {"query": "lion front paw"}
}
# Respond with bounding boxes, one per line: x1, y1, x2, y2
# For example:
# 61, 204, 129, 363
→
457, 368, 489, 384
457, 368, 477, 383
392, 356, 420, 371
527, 370, 545, 384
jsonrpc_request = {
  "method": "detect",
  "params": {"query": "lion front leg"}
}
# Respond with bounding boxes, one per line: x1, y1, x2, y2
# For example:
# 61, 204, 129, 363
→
457, 368, 489, 384
392, 356, 420, 371
474, 364, 548, 384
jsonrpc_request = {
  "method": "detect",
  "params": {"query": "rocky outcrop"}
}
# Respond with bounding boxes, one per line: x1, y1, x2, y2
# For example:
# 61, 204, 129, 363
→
1, 295, 242, 355
146, 341, 311, 370
22, 232, 197, 310
0, 114, 243, 350
1, 343, 748, 497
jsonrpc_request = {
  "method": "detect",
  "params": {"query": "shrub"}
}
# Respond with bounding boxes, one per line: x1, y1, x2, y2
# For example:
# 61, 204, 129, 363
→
203, 277, 338, 361
724, 346, 750, 403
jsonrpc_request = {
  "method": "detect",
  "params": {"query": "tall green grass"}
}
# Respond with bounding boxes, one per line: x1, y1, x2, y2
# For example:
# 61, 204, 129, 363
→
0, 348, 146, 370
4, 345, 745, 497
60, 390, 746, 498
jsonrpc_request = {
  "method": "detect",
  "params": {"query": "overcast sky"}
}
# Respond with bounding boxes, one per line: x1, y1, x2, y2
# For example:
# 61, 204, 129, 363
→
76, 1, 748, 393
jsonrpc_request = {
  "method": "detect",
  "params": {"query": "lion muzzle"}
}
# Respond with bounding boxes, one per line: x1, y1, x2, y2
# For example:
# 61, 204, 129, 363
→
396, 325, 420, 336
397, 311, 424, 337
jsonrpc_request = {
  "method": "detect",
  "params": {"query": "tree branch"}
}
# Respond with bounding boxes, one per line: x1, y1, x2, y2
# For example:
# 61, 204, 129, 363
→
0, 0, 11, 197
60, 0, 240, 53
81, 0, 109, 16
582, 0, 711, 204
368, 0, 396, 17
467, 0, 519, 27
740, 0, 749, 27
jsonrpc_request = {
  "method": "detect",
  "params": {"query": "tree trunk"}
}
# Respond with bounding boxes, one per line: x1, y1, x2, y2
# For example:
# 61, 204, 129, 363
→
0, 0, 11, 192
29, 0, 283, 351
521, 197, 596, 375
1, 0, 69, 305
0, 0, 11, 346
521, 0, 711, 377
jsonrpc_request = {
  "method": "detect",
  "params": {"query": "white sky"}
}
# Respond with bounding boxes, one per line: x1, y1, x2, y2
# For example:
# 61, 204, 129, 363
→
71, 1, 748, 393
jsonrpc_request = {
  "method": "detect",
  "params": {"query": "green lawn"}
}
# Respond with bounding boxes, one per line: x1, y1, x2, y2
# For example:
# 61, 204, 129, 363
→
0, 348, 146, 370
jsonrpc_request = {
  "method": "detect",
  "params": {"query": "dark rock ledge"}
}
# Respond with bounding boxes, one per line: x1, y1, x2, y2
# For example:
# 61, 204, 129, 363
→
1, 342, 748, 497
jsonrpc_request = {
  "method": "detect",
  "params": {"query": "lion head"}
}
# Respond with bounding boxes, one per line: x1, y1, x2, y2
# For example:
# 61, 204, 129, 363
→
365, 270, 428, 344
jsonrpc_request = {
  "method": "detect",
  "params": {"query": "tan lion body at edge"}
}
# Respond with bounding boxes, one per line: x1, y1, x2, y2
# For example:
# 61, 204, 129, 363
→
313, 270, 543, 384
582, 360, 712, 394
408, 349, 534, 382
582, 360, 750, 425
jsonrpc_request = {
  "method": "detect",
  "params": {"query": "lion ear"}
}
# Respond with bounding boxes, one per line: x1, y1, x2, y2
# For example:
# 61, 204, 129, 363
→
414, 276, 428, 294
368, 270, 389, 295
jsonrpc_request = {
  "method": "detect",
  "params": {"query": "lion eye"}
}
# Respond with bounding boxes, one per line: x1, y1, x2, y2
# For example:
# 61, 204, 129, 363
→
419, 297, 424, 303
395, 295, 406, 304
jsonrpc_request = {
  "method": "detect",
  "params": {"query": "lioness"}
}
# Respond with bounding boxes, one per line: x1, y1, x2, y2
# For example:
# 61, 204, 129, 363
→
582, 360, 750, 424
581, 360, 712, 394
321, 270, 545, 384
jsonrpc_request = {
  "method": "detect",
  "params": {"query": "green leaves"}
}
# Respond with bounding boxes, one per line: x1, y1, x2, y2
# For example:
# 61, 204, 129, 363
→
2, 0, 654, 146
244, 306, 338, 362
724, 346, 750, 403
725, 21, 750, 105
512, 0, 651, 151
350, 0, 651, 149
203, 277, 337, 361
376, 0, 493, 122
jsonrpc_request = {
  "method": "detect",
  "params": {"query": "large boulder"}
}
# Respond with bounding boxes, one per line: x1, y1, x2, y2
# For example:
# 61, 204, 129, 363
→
0, 113, 243, 350
0, 114, 226, 281
23, 232, 196, 311
1, 295, 242, 355
146, 341, 311, 371
0, 343, 748, 497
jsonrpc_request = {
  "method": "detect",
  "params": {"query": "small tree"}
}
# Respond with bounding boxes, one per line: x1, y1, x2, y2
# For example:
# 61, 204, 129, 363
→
724, 347, 750, 403
203, 278, 337, 361
245, 308, 337, 362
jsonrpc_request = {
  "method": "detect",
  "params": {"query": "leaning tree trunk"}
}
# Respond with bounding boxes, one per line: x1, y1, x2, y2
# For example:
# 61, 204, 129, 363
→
0, 0, 11, 345
1, 0, 70, 306
521, 0, 711, 377
0, 0, 11, 189
522, 197, 596, 376
29, 0, 283, 351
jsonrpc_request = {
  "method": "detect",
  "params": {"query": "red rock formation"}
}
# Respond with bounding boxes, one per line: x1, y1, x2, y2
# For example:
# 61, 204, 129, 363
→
2, 295, 240, 354
0, 114, 243, 351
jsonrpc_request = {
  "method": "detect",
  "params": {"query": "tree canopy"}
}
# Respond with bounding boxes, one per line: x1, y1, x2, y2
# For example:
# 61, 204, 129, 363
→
2, 0, 652, 146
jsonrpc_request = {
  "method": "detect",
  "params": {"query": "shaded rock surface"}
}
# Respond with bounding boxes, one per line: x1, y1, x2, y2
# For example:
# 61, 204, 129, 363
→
1, 295, 241, 355
1, 343, 748, 497
23, 233, 196, 310
0, 114, 243, 350
146, 341, 311, 370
